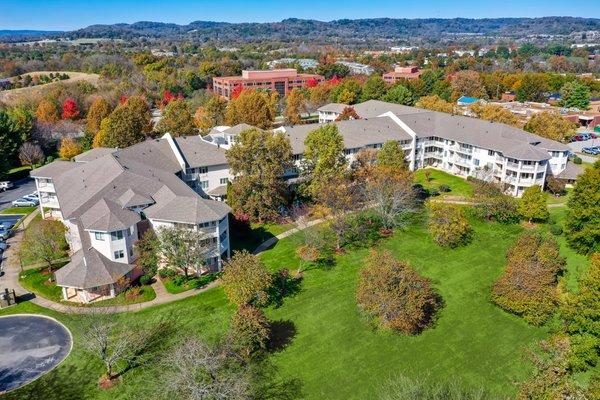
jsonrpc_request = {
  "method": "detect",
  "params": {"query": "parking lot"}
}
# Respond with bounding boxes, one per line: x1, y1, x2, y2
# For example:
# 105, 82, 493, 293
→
568, 137, 600, 162
0, 178, 36, 211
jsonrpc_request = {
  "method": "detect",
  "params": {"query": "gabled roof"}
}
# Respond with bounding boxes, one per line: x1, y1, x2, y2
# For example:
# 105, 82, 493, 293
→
80, 198, 141, 232
55, 247, 136, 289
173, 135, 228, 167
317, 103, 348, 114
557, 161, 584, 180
117, 188, 153, 208
223, 123, 254, 135
31, 160, 78, 179
144, 186, 230, 224
73, 147, 117, 163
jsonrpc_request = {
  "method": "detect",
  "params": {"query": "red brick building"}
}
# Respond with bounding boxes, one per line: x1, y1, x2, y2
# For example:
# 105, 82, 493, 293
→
212, 69, 324, 99
383, 66, 422, 83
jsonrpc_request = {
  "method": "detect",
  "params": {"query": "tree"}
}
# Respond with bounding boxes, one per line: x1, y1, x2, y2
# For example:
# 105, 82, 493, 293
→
97, 96, 152, 148
229, 304, 270, 359
35, 99, 60, 123
415, 95, 454, 113
450, 70, 487, 99
356, 250, 439, 334
158, 226, 212, 278
18, 142, 44, 167
225, 89, 278, 129
427, 203, 472, 248
516, 73, 548, 102
469, 103, 519, 126
564, 161, 600, 254
19, 219, 67, 277
519, 185, 549, 223
335, 106, 360, 121
222, 250, 273, 307
546, 176, 566, 196
560, 81, 590, 110
194, 96, 227, 132
134, 229, 160, 279
316, 63, 350, 79
492, 232, 564, 325
58, 137, 82, 160
284, 88, 307, 125
161, 338, 250, 400
308, 84, 332, 109
382, 84, 415, 105
156, 99, 197, 137
61, 98, 80, 120
366, 166, 415, 230
86, 97, 111, 134
302, 124, 347, 198
0, 110, 24, 175
377, 140, 406, 170
562, 253, 600, 372
330, 79, 362, 104
472, 180, 520, 224
523, 111, 578, 142
226, 128, 292, 222
360, 75, 387, 101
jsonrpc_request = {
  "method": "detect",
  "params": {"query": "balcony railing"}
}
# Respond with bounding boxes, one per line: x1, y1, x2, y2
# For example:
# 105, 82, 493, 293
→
453, 145, 473, 155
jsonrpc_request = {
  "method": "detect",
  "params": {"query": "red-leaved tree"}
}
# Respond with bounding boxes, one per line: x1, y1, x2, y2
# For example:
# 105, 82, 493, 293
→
61, 98, 80, 120
305, 77, 319, 88
231, 85, 244, 100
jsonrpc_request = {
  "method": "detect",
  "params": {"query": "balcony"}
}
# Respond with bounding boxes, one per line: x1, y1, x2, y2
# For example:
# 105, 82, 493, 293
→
424, 151, 443, 159
453, 145, 473, 155
506, 161, 520, 170
520, 164, 536, 171
37, 181, 55, 192
453, 156, 472, 167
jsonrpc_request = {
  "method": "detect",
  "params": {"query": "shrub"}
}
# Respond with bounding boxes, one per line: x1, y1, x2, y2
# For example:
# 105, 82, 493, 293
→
519, 185, 549, 223
228, 304, 270, 359
573, 156, 582, 165
125, 286, 142, 300
341, 211, 382, 248
472, 181, 519, 224
438, 184, 451, 193
357, 251, 439, 334
158, 268, 176, 279
427, 203, 473, 248
549, 224, 563, 236
491, 232, 565, 325
427, 188, 440, 197
172, 275, 187, 286
139, 274, 153, 286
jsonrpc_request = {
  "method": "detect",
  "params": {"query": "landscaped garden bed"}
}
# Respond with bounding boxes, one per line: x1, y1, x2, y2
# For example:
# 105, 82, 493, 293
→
160, 272, 219, 294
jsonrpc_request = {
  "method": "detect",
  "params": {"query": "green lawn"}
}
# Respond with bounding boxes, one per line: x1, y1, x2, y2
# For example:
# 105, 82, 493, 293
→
230, 221, 296, 253
2, 211, 572, 399
0, 206, 37, 215
414, 168, 474, 198
161, 273, 219, 294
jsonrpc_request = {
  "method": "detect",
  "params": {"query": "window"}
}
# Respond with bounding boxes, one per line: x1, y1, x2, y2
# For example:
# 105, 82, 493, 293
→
129, 247, 133, 257
488, 150, 495, 156
474, 159, 480, 166
111, 230, 123, 241
94, 232, 104, 241
114, 250, 124, 259
220, 177, 229, 185
199, 180, 209, 189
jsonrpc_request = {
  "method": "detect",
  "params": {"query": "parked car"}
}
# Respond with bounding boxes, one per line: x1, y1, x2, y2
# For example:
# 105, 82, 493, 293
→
0, 228, 9, 240
0, 181, 14, 191
0, 242, 7, 252
11, 198, 37, 207
579, 133, 592, 141
22, 194, 39, 204
583, 147, 600, 155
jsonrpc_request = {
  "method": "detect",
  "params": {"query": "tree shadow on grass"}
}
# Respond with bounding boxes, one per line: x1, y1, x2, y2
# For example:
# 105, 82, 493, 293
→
268, 269, 303, 308
250, 358, 304, 400
3, 364, 90, 400
267, 320, 297, 353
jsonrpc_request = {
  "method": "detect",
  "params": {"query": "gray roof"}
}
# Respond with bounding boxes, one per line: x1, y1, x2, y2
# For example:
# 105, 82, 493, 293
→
81, 198, 141, 232
352, 99, 429, 118
55, 247, 136, 289
223, 123, 254, 135
317, 103, 348, 114
557, 161, 584, 180
31, 161, 77, 179
207, 185, 228, 197
174, 136, 228, 168
281, 116, 413, 155
117, 188, 154, 208
74, 147, 117, 163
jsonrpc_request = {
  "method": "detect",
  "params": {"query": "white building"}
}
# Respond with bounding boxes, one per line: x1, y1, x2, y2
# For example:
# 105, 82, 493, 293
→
336, 61, 374, 75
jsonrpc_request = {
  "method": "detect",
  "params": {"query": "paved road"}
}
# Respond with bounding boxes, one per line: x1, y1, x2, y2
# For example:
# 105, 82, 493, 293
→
0, 178, 35, 211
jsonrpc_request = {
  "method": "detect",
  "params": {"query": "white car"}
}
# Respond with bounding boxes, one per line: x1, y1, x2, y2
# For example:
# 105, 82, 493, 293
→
0, 181, 14, 191
0, 229, 9, 240
11, 198, 37, 207
23, 194, 40, 204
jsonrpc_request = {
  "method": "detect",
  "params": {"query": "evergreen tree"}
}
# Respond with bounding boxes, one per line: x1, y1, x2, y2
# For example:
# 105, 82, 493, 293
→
302, 124, 347, 197
560, 81, 591, 110
360, 75, 387, 102
382, 84, 415, 105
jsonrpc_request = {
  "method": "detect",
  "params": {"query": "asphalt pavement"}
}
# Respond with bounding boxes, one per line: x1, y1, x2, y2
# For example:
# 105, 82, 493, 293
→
0, 178, 36, 211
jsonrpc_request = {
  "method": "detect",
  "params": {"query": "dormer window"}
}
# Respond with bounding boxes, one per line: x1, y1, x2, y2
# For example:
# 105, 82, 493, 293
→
111, 230, 124, 241
95, 232, 104, 241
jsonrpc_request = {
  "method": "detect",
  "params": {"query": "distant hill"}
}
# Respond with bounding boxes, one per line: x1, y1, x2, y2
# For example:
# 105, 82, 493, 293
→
0, 30, 63, 40
66, 17, 600, 42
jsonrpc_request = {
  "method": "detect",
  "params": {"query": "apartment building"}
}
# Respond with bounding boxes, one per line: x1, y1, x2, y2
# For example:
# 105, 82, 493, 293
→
31, 137, 231, 304
336, 61, 374, 76
212, 69, 324, 99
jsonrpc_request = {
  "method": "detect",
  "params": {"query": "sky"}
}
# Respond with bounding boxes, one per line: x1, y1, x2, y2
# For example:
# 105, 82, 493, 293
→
2, 0, 600, 31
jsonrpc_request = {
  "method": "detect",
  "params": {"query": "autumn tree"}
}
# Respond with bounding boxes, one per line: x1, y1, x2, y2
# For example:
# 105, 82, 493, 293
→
225, 89, 278, 129
360, 75, 387, 101
194, 95, 227, 132
18, 142, 44, 168
492, 232, 564, 325
226, 128, 292, 222
518, 185, 549, 223
356, 250, 439, 334
19, 219, 67, 278
302, 124, 347, 198
472, 180, 520, 224
564, 161, 600, 254
158, 226, 212, 278
516, 73, 549, 102
96, 96, 152, 148
427, 203, 472, 247
335, 106, 360, 121
545, 176, 566, 196
381, 84, 415, 105
524, 111, 578, 142
35, 99, 60, 123
222, 250, 273, 307
415, 95, 454, 113
560, 81, 590, 110
58, 137, 82, 160
367, 166, 415, 230
284, 88, 307, 125
469, 103, 519, 126
61, 98, 80, 120
228, 304, 270, 359
330, 79, 362, 104
377, 140, 406, 170
156, 99, 196, 137
308, 84, 332, 109
450, 70, 487, 100
86, 97, 111, 134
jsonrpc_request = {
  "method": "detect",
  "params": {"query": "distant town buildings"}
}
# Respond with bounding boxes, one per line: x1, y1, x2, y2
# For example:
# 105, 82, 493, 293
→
212, 69, 324, 99
267, 58, 318, 70
336, 61, 374, 75
383, 66, 423, 83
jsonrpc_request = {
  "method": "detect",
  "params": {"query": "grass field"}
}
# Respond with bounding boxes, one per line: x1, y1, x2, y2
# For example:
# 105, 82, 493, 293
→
230, 221, 296, 253
0, 206, 37, 215
414, 168, 474, 198
0, 71, 100, 104
3, 209, 582, 399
